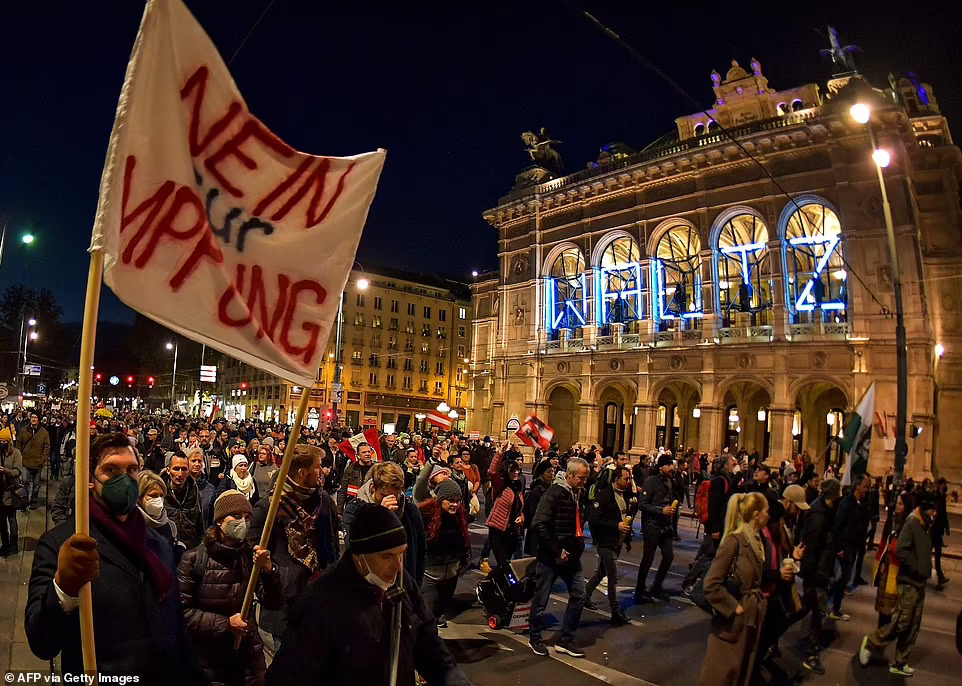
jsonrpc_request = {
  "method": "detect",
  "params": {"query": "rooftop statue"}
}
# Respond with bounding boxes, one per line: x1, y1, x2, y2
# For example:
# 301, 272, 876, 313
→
819, 26, 860, 74
521, 128, 563, 175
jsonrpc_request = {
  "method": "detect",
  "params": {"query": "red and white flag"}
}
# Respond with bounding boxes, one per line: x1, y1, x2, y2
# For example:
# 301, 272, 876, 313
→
89, 0, 386, 387
338, 428, 382, 463
516, 414, 554, 450
426, 410, 452, 430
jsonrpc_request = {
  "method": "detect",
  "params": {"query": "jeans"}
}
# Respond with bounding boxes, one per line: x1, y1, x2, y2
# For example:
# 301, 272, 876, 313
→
0, 505, 18, 550
867, 584, 925, 665
50, 453, 61, 480
421, 574, 458, 621
804, 585, 829, 657
853, 545, 869, 584
529, 560, 585, 644
682, 533, 718, 588
635, 524, 674, 594
830, 551, 855, 612
24, 467, 42, 505
488, 528, 519, 572
585, 546, 620, 610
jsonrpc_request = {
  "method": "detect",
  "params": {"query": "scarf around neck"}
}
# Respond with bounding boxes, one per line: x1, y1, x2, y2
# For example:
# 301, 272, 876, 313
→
230, 469, 255, 498
91, 499, 173, 599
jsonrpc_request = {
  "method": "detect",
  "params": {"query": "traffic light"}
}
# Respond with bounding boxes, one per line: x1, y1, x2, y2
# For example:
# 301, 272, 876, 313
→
126, 375, 135, 386
94, 373, 103, 382
325, 409, 332, 420
147, 376, 155, 387
240, 381, 248, 390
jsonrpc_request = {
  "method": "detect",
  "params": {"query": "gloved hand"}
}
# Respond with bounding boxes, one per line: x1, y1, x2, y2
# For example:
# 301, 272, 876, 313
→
55, 534, 100, 597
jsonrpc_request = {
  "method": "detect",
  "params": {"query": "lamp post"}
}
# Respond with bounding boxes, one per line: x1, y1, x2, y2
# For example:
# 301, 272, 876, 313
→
332, 272, 368, 428
0, 212, 35, 272
20, 322, 38, 394
851, 102, 907, 484
166, 341, 179, 408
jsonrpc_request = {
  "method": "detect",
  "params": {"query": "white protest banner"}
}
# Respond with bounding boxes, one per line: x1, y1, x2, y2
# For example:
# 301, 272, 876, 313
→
90, 0, 386, 387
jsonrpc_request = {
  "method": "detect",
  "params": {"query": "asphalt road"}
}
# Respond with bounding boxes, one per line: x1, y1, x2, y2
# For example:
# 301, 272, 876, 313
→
442, 510, 962, 686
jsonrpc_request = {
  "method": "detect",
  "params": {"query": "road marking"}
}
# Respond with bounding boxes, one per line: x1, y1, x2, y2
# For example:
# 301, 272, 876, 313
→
439, 622, 514, 650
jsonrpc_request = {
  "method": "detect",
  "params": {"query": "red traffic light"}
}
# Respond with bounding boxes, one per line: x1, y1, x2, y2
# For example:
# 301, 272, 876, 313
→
126, 375, 134, 384
147, 376, 155, 386
324, 410, 332, 419
240, 382, 248, 390
94, 373, 103, 381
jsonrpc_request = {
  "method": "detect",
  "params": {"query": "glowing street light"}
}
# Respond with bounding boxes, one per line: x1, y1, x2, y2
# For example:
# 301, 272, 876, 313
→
28, 318, 36, 327
29, 331, 38, 341
21, 234, 34, 244
357, 278, 369, 290
935, 343, 945, 357
872, 148, 891, 168
448, 410, 459, 419
849, 103, 871, 124
471, 270, 479, 277
437, 402, 450, 413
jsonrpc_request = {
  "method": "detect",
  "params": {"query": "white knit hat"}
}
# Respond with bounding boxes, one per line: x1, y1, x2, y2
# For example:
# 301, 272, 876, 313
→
232, 454, 249, 469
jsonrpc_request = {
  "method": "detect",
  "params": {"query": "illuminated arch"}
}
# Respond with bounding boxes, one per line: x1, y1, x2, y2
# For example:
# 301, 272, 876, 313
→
544, 246, 587, 333
593, 232, 643, 329
652, 222, 703, 329
711, 207, 773, 327
777, 197, 847, 323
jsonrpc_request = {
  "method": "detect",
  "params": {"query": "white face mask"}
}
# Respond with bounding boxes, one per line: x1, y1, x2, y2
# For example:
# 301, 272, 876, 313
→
225, 519, 249, 542
143, 497, 165, 519
360, 555, 396, 591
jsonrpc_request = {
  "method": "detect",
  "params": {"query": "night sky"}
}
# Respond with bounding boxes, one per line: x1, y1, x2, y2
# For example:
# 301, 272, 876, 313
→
2, 0, 959, 324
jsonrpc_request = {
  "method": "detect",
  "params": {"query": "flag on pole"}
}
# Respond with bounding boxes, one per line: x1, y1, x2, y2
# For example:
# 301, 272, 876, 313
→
426, 410, 453, 430
89, 0, 385, 387
516, 414, 554, 450
840, 382, 876, 486
339, 428, 382, 464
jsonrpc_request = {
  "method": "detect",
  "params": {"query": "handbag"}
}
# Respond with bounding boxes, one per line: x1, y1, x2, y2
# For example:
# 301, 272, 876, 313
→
691, 538, 741, 616
469, 493, 480, 516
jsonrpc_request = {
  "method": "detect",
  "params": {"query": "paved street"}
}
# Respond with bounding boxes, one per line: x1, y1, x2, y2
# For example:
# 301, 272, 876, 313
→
2, 472, 961, 685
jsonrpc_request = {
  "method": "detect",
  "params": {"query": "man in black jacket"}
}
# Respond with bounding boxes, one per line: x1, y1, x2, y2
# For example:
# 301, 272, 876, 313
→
682, 453, 736, 592
25, 433, 204, 684
584, 466, 634, 625
142, 428, 166, 474
161, 453, 205, 550
267, 504, 470, 686
799, 477, 841, 676
831, 473, 871, 611
634, 454, 678, 602
528, 458, 590, 658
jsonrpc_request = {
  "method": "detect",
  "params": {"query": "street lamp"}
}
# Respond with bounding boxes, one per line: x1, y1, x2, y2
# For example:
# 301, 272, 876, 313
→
437, 401, 450, 413
356, 278, 369, 290
21, 234, 34, 244
850, 101, 907, 484
165, 341, 179, 407
447, 410, 458, 419
28, 318, 36, 327
0, 213, 37, 272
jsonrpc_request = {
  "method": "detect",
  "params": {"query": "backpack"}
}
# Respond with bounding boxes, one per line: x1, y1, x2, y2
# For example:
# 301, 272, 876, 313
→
695, 480, 713, 524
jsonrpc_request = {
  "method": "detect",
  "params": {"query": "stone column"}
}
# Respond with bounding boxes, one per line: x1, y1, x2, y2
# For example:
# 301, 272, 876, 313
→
698, 405, 723, 454
768, 407, 794, 466
767, 238, 788, 339
632, 403, 657, 456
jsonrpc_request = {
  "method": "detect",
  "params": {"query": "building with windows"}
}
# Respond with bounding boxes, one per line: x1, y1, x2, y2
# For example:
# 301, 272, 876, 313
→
469, 59, 962, 484
220, 267, 472, 433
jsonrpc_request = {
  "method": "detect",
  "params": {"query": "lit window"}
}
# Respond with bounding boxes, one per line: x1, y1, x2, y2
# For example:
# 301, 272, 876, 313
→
653, 225, 703, 329
458, 307, 467, 320
544, 247, 586, 333
457, 325, 466, 337
784, 202, 847, 323
596, 236, 643, 330
715, 213, 772, 327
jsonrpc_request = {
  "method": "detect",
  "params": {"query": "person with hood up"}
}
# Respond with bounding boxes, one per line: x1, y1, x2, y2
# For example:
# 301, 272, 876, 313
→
419, 479, 471, 627
343, 461, 426, 586
178, 490, 281, 686
266, 504, 471, 686
0, 427, 24, 556
484, 445, 525, 575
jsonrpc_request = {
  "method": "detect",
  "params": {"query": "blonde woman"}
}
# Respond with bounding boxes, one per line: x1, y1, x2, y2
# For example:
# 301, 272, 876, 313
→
698, 492, 769, 686
137, 470, 185, 562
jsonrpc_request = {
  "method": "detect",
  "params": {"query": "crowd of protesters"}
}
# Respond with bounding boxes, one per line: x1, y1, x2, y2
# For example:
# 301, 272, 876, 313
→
1, 402, 957, 684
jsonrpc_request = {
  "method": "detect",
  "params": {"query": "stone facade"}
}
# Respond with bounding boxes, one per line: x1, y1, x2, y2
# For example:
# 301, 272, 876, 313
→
467, 60, 962, 487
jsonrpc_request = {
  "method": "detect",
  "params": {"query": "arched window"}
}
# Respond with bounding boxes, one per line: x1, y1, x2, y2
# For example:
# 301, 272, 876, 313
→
708, 121, 720, 133
693, 123, 705, 137
784, 202, 847, 323
596, 236, 643, 331
653, 225, 703, 329
544, 247, 587, 334
791, 99, 804, 112
716, 213, 772, 327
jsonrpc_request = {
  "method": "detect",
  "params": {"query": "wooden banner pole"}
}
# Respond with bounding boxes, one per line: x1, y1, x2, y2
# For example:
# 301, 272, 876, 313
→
75, 250, 104, 675
234, 387, 313, 648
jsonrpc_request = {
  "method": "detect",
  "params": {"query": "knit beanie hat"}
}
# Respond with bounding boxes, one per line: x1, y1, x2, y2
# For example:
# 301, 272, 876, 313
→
0, 427, 13, 442
435, 479, 463, 503
232, 454, 248, 470
656, 454, 674, 469
214, 489, 253, 522
262, 437, 274, 448
429, 464, 450, 481
348, 503, 407, 554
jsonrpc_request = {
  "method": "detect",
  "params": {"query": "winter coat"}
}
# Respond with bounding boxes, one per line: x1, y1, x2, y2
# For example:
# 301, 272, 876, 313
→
16, 425, 50, 469
250, 461, 279, 504
638, 471, 676, 529
896, 512, 932, 589
343, 481, 426, 586
0, 446, 24, 507
833, 492, 871, 552
532, 471, 587, 567
50, 478, 74, 526
142, 441, 167, 474
218, 473, 260, 504
249, 487, 338, 637
698, 530, 768, 686
419, 499, 471, 570
266, 555, 470, 686
799, 495, 836, 588
194, 475, 217, 528
162, 476, 206, 550
177, 531, 282, 686
706, 472, 733, 536
336, 460, 373, 515
25, 518, 205, 684
588, 484, 634, 551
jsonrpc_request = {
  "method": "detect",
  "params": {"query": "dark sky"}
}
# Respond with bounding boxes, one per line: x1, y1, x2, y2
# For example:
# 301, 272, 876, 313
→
2, 0, 959, 324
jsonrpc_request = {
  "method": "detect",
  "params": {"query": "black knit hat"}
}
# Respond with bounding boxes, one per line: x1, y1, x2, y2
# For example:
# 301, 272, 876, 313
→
349, 503, 407, 554
656, 454, 674, 469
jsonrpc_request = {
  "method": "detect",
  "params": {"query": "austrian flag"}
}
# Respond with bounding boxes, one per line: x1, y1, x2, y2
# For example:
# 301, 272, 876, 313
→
426, 410, 453, 430
89, 0, 385, 387
338, 429, 382, 464
516, 415, 554, 450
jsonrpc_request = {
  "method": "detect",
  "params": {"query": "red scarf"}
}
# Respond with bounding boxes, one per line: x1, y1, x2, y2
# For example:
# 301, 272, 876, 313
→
89, 499, 173, 599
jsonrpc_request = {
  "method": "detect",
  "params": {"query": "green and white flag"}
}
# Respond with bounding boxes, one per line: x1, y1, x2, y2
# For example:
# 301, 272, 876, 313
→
840, 382, 876, 486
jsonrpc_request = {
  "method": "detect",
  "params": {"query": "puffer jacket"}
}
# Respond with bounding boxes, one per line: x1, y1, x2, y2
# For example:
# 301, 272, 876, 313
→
16, 425, 50, 470
532, 471, 587, 567
177, 530, 282, 686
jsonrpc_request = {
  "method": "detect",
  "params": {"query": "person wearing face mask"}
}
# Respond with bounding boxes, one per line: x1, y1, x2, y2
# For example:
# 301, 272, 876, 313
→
484, 445, 525, 576
249, 444, 338, 653
0, 427, 24, 557
418, 479, 471, 628
137, 470, 183, 560
178, 490, 280, 686
267, 503, 471, 686
25, 433, 205, 683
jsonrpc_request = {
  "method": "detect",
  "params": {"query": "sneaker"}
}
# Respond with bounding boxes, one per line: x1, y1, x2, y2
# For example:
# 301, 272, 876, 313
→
554, 642, 586, 658
829, 611, 851, 621
528, 639, 549, 657
845, 584, 857, 594
802, 656, 826, 675
611, 609, 629, 626
889, 663, 914, 677
858, 635, 871, 667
